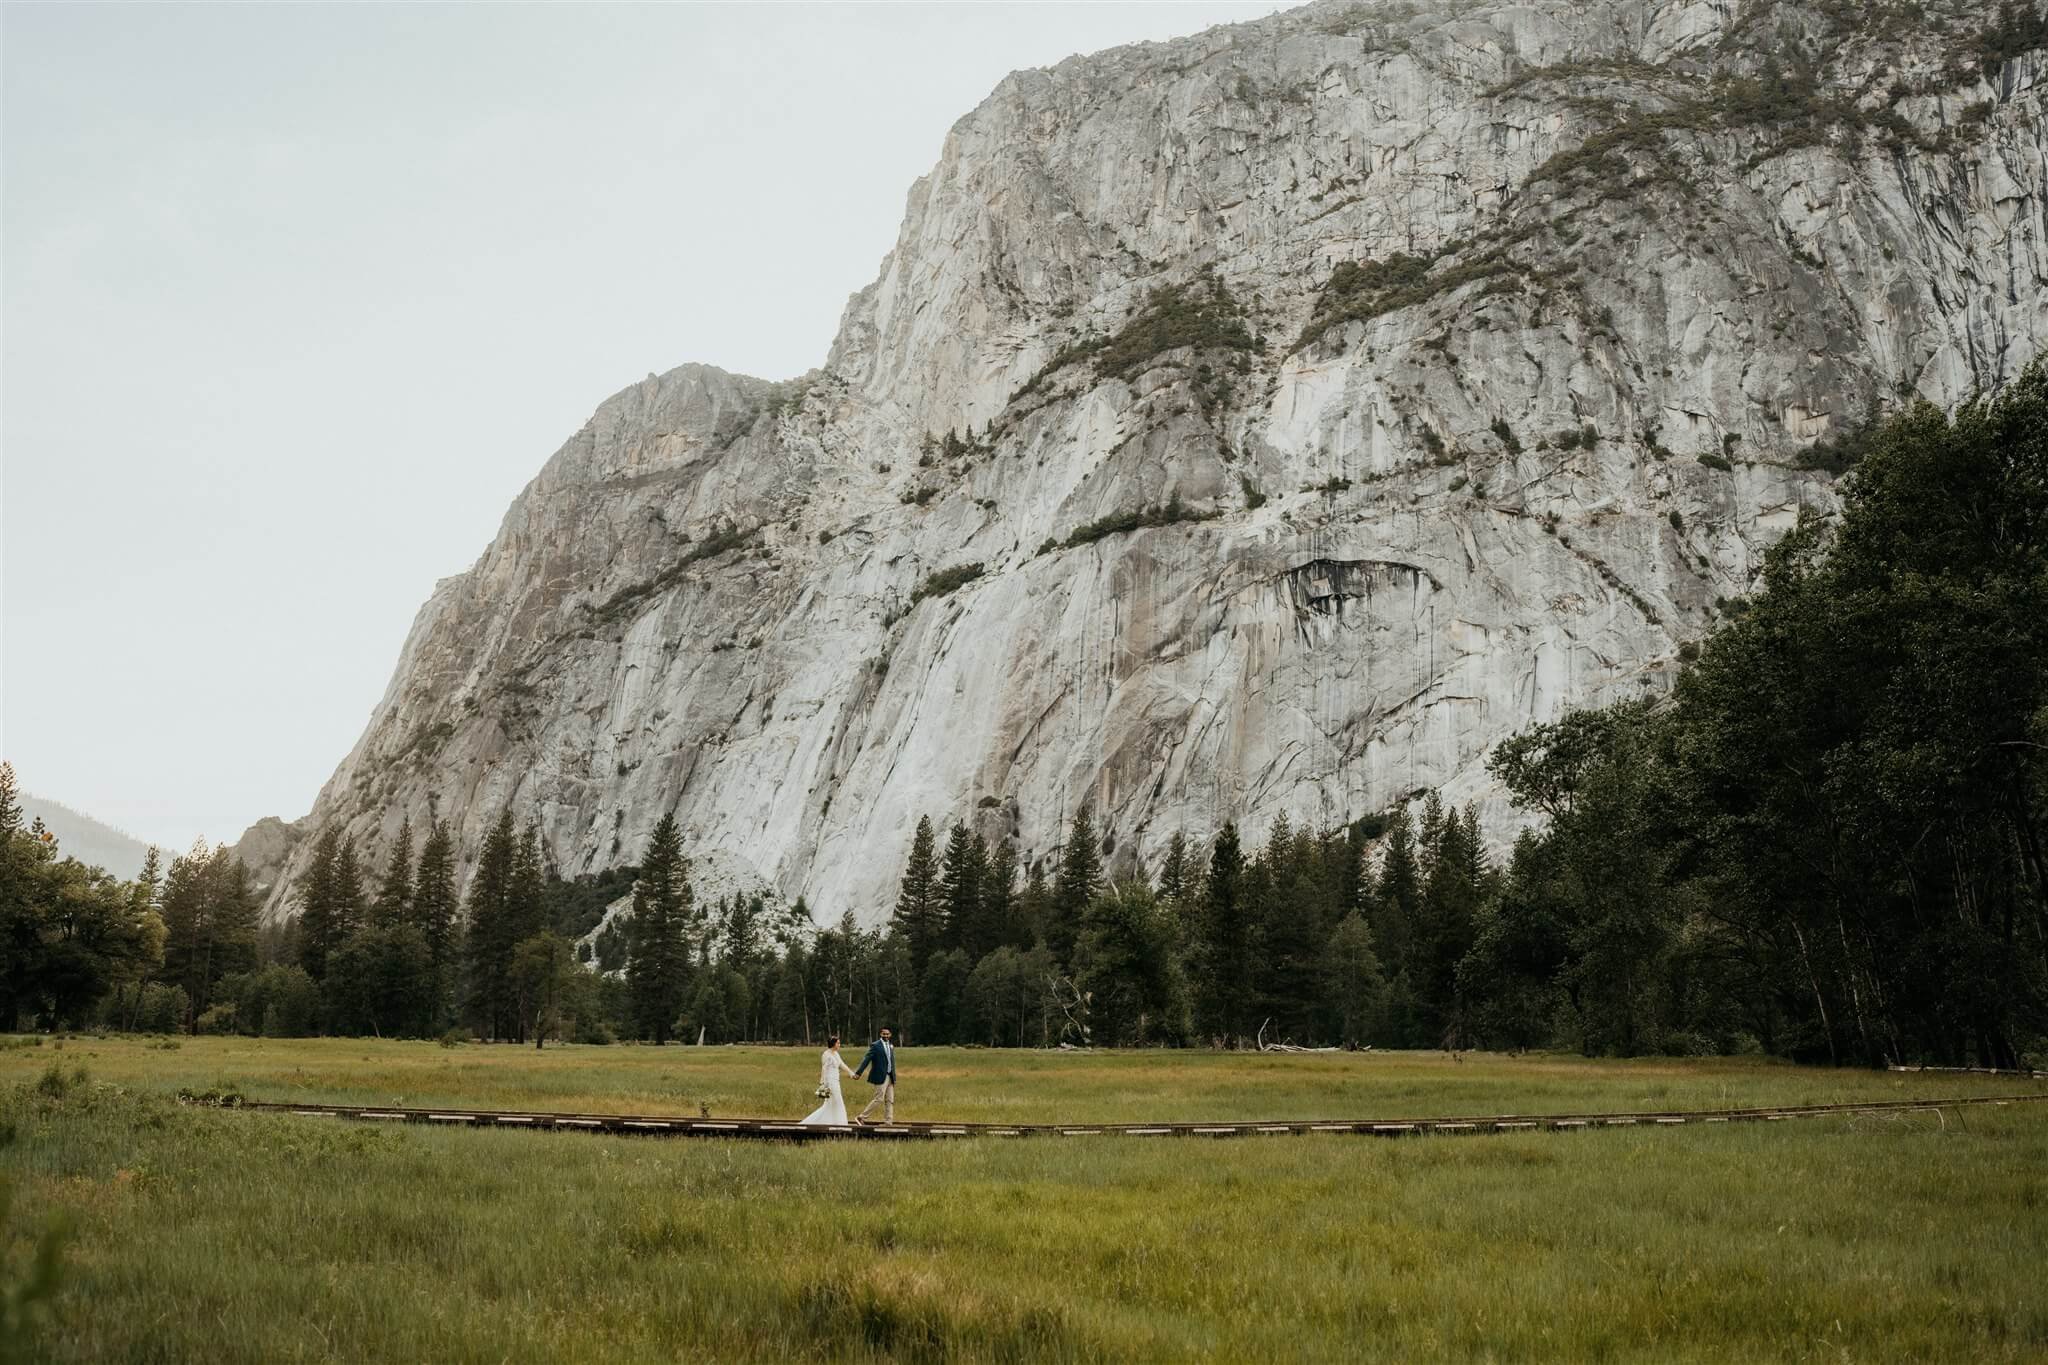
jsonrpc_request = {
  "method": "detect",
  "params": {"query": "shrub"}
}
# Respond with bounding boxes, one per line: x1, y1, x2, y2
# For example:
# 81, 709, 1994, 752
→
35, 1063, 82, 1098
571, 1019, 615, 1046
439, 1029, 467, 1049
1240, 476, 1268, 511
1668, 509, 1685, 530
215, 966, 318, 1037
591, 522, 759, 623
133, 984, 189, 1035
1490, 418, 1523, 454
909, 562, 985, 606
1082, 276, 1255, 382
1697, 453, 1734, 473
1012, 273, 1255, 402
195, 1004, 238, 1036
1052, 498, 1219, 552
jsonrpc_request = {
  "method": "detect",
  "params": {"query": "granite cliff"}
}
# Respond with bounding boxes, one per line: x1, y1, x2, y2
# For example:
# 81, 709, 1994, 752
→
250, 0, 2048, 922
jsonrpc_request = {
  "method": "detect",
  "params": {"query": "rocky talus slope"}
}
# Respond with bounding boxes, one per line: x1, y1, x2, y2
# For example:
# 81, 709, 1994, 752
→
246, 0, 2048, 921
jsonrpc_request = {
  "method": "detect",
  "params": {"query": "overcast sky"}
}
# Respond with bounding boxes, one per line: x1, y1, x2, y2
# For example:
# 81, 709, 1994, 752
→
3, 1, 1273, 852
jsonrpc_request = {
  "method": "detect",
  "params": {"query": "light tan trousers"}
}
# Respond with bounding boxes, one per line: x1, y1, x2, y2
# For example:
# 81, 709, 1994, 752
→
857, 1080, 895, 1122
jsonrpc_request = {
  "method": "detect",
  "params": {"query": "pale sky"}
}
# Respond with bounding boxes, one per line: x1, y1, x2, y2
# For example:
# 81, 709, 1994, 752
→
2, 1, 1273, 851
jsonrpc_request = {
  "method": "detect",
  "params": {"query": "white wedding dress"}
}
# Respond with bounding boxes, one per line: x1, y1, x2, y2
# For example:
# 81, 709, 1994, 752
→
802, 1047, 857, 1126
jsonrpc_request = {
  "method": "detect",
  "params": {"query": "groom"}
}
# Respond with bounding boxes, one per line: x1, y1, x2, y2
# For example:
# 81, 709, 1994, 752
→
852, 1027, 896, 1124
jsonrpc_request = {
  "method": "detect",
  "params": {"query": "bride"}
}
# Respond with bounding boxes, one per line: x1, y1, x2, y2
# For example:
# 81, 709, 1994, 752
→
801, 1035, 859, 1126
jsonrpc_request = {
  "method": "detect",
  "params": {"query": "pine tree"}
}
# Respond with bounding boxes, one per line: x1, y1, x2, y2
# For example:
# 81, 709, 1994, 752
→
1371, 810, 1424, 1046
938, 822, 983, 953
0, 761, 19, 832
332, 838, 365, 942
0, 762, 46, 1029
464, 808, 519, 1038
1195, 822, 1253, 1041
723, 893, 763, 971
159, 843, 258, 1028
1323, 913, 1386, 1046
491, 822, 557, 1047
1373, 810, 1421, 979
1049, 806, 1102, 969
1255, 815, 1328, 1039
410, 816, 458, 1026
509, 825, 548, 952
1156, 831, 1195, 907
372, 818, 415, 929
132, 846, 162, 920
295, 826, 344, 981
891, 816, 941, 974
159, 841, 216, 1027
627, 812, 691, 1043
1338, 823, 1371, 919
1015, 861, 1052, 951
1415, 803, 1487, 1048
975, 838, 1016, 960
210, 851, 259, 988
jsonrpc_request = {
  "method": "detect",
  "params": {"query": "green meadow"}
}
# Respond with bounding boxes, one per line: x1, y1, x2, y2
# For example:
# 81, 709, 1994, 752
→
4, 1038, 2045, 1362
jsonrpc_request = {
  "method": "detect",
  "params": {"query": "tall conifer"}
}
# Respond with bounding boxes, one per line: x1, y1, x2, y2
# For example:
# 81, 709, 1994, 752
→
891, 816, 941, 973
1195, 822, 1252, 1041
296, 827, 344, 981
410, 816, 457, 1025
627, 812, 690, 1043
1049, 806, 1102, 969
975, 838, 1016, 959
332, 837, 365, 942
464, 808, 519, 1038
938, 822, 982, 953
373, 818, 414, 929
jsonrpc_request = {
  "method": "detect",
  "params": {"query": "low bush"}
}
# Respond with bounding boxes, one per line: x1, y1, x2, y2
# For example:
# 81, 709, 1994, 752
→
1048, 498, 1220, 553
909, 563, 985, 606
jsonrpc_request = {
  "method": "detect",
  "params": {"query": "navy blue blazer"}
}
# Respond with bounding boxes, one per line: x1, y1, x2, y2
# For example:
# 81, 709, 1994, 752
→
854, 1038, 896, 1084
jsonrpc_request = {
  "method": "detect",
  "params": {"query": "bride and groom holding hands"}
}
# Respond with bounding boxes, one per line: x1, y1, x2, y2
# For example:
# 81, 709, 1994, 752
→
803, 1027, 897, 1126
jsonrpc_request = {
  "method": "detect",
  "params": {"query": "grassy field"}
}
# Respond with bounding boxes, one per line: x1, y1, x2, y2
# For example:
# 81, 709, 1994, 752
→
3, 1038, 2045, 1363
6, 1033, 2040, 1121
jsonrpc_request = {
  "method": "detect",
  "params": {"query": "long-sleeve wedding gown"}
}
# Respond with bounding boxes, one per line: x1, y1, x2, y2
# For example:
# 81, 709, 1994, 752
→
801, 1047, 857, 1125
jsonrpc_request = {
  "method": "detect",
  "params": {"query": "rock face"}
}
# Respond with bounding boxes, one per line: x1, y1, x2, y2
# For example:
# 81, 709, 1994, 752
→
254, 0, 2048, 922
228, 816, 303, 905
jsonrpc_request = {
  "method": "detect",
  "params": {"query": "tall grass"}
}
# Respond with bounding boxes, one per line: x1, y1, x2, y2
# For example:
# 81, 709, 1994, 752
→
4, 1042, 2044, 1362
4, 1035, 2038, 1123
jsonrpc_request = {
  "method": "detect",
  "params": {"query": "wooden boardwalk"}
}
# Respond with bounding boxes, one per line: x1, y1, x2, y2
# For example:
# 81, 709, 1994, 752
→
214, 1091, 2048, 1141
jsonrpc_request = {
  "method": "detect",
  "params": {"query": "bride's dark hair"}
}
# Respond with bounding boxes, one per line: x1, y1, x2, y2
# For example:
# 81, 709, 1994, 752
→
828, 1034, 840, 1048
